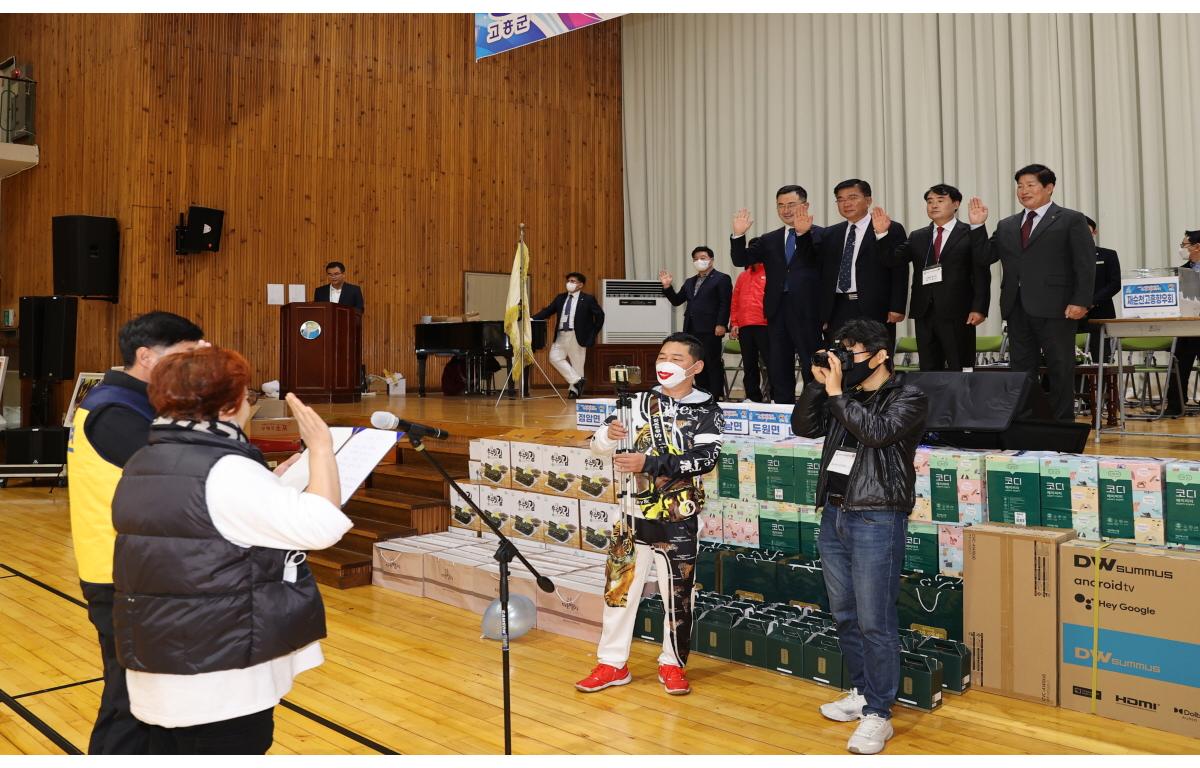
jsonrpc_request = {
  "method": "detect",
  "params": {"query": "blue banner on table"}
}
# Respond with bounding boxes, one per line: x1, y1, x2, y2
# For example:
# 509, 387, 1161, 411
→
475, 13, 623, 60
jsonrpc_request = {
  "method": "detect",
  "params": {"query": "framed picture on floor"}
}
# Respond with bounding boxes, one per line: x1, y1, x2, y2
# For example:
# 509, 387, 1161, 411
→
63, 372, 106, 428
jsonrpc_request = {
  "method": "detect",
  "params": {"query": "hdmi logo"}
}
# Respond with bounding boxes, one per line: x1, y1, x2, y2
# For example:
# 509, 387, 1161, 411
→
1115, 694, 1157, 711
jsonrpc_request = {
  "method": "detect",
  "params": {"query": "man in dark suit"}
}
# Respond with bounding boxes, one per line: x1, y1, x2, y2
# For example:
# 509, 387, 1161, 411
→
979, 164, 1095, 422
1166, 230, 1200, 416
532, 272, 605, 398
730, 184, 823, 403
876, 184, 989, 370
313, 260, 365, 313
661, 247, 733, 398
817, 179, 908, 352
1078, 216, 1122, 364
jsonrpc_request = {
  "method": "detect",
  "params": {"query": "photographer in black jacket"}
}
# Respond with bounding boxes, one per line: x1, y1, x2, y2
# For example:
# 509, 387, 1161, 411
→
791, 317, 928, 755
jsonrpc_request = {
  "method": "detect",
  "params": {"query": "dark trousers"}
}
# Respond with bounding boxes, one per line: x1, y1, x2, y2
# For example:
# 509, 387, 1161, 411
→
737, 324, 770, 402
147, 707, 275, 755
825, 294, 897, 365
914, 313, 976, 371
1167, 336, 1200, 413
767, 307, 821, 404
690, 330, 727, 399
1007, 303, 1078, 422
81, 581, 150, 755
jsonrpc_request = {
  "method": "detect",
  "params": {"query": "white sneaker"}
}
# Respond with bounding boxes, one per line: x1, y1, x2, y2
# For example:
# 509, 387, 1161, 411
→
847, 713, 894, 755
819, 688, 867, 722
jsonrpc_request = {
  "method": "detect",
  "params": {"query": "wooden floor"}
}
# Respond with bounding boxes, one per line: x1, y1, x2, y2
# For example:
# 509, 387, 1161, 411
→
3, 394, 1200, 755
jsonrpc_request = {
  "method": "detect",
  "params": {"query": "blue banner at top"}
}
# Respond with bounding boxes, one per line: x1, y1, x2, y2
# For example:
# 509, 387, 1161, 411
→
475, 13, 623, 60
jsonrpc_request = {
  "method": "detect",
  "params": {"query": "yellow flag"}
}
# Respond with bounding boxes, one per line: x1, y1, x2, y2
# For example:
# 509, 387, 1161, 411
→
504, 240, 533, 380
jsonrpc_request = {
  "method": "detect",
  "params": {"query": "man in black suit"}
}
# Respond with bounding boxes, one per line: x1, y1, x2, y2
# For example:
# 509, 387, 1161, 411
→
661, 247, 733, 398
876, 184, 989, 370
978, 164, 1095, 422
532, 272, 605, 398
1078, 216, 1122, 364
730, 184, 823, 403
817, 179, 908, 352
313, 261, 365, 313
1166, 230, 1200, 416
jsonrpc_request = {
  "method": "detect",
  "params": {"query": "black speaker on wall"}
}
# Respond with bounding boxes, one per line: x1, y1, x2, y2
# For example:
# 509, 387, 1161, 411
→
53, 215, 120, 301
18, 295, 78, 381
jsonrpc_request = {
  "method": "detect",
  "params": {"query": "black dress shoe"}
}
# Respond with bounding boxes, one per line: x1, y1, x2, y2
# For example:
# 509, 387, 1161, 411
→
575, 377, 586, 397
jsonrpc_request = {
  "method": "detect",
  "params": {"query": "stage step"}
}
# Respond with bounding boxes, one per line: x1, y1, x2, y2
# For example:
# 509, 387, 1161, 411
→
308, 546, 372, 589
344, 488, 450, 534
337, 517, 418, 555
369, 462, 466, 498
396, 446, 470, 475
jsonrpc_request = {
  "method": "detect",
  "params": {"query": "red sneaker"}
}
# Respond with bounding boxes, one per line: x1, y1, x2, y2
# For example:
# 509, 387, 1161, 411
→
657, 664, 691, 695
575, 663, 632, 693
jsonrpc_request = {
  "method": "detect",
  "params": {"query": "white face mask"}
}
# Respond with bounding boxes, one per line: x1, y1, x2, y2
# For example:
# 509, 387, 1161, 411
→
565, 281, 580, 293
694, 259, 711, 272
655, 360, 698, 389
1180, 248, 1194, 263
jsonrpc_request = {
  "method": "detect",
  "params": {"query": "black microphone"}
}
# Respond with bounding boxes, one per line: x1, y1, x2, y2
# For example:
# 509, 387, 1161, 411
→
370, 411, 450, 440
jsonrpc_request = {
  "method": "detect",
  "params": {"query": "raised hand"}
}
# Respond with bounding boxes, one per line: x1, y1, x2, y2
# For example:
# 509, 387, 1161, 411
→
968, 197, 988, 225
658, 269, 673, 288
794, 203, 813, 235
871, 207, 892, 235
732, 208, 754, 237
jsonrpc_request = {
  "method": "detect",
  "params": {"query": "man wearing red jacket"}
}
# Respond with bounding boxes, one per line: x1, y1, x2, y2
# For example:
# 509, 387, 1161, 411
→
730, 255, 771, 402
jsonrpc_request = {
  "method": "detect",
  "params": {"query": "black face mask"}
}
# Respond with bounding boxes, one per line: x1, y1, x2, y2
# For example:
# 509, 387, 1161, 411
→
842, 352, 881, 389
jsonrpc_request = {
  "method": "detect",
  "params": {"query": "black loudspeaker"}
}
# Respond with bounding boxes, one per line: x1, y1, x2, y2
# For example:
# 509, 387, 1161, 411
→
176, 206, 224, 254
903, 370, 1091, 453
18, 295, 78, 380
52, 215, 120, 301
5, 427, 69, 465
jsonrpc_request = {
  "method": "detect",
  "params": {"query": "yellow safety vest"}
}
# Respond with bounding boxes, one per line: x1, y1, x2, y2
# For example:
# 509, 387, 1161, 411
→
67, 404, 124, 583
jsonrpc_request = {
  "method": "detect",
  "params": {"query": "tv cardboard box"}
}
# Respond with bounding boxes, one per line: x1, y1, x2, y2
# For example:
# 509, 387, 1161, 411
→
1058, 539, 1200, 739
964, 523, 1076, 705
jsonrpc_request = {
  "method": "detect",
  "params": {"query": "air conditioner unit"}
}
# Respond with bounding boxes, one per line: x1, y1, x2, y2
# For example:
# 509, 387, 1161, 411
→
601, 279, 672, 344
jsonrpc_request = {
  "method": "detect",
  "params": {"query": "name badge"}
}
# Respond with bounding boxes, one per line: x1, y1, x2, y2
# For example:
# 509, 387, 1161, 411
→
922, 266, 943, 285
828, 449, 856, 475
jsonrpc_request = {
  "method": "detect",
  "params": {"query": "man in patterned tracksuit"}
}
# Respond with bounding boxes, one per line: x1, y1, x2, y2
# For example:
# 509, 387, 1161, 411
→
575, 333, 725, 696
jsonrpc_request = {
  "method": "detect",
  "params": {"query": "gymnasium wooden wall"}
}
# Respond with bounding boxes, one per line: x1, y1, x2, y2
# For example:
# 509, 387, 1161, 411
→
0, 14, 624, 393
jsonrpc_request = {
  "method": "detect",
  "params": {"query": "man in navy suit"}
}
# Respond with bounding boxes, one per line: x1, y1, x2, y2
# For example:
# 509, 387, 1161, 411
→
661, 247, 733, 398
817, 179, 908, 353
1166, 230, 1200, 416
876, 184, 990, 370
978, 164, 1095, 422
313, 261, 365, 313
532, 272, 605, 398
730, 184, 823, 403
1078, 216, 1122, 364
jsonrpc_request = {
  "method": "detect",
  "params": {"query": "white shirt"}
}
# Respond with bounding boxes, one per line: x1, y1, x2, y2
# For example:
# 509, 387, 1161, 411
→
1020, 201, 1054, 236
560, 291, 581, 330
329, 285, 343, 303
126, 454, 353, 728
838, 215, 872, 293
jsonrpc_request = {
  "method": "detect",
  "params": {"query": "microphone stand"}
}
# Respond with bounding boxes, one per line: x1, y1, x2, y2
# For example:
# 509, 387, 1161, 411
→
404, 430, 555, 755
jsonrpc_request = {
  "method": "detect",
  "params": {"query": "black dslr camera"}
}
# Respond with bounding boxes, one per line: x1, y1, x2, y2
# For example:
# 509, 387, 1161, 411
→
812, 344, 855, 369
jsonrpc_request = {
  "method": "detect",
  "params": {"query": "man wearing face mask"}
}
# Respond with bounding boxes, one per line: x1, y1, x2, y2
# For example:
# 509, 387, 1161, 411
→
660, 247, 733, 399
792, 318, 928, 755
575, 333, 724, 697
67, 311, 206, 754
1166, 230, 1200, 416
532, 272, 605, 398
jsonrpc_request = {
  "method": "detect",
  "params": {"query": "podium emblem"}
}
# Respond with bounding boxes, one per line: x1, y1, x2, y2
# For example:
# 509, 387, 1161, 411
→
299, 320, 322, 340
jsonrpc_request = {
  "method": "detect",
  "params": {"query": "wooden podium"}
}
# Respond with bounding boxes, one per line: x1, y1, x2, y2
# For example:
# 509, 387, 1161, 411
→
279, 302, 362, 403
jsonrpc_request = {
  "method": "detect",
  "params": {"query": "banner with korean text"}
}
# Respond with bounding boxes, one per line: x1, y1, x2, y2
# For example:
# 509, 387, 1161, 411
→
475, 13, 623, 60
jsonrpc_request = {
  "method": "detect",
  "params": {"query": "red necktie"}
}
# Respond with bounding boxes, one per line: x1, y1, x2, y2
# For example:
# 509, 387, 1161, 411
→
1020, 209, 1037, 249
933, 226, 944, 263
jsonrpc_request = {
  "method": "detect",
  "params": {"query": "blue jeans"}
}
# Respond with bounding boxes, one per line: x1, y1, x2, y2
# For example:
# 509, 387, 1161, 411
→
818, 503, 907, 718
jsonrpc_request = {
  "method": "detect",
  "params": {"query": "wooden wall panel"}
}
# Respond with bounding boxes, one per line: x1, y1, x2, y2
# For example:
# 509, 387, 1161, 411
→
0, 13, 624, 393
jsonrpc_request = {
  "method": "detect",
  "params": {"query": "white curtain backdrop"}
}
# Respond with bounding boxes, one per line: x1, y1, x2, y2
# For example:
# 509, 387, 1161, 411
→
622, 13, 1200, 336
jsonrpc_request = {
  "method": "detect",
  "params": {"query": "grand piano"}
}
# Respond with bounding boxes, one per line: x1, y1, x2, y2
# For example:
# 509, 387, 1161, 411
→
413, 319, 547, 397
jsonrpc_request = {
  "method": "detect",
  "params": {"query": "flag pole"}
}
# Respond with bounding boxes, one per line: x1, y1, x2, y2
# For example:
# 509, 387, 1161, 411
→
494, 224, 566, 407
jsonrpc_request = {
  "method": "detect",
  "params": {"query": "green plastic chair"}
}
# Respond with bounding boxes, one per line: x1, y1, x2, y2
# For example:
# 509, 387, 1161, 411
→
1116, 336, 1179, 419
723, 338, 743, 393
975, 334, 1004, 366
895, 336, 919, 372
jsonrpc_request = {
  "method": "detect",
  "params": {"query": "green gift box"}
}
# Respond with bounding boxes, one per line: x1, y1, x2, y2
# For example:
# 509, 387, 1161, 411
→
718, 551, 784, 603
758, 503, 801, 554
895, 651, 944, 711
731, 616, 774, 669
694, 607, 742, 659
896, 575, 964, 641
904, 521, 939, 573
914, 636, 972, 693
802, 631, 849, 689
755, 443, 797, 502
1166, 461, 1200, 546
777, 556, 829, 611
765, 620, 812, 676
985, 452, 1045, 526
799, 507, 822, 560
635, 595, 664, 642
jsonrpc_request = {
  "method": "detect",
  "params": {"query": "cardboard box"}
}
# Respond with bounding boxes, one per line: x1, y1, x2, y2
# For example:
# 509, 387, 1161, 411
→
372, 537, 461, 596
579, 499, 620, 553
896, 651, 944, 711
755, 441, 798, 503
449, 483, 482, 532
915, 636, 972, 693
577, 451, 616, 504
964, 523, 1076, 705
904, 521, 939, 573
508, 490, 546, 542
422, 549, 493, 610
508, 440, 544, 491
802, 631, 850, 689
700, 497, 724, 544
478, 486, 516, 537
1099, 457, 1166, 543
1040, 454, 1100, 532
718, 447, 742, 498
986, 451, 1047, 526
911, 496, 933, 523
542, 496, 581, 548
1058, 540, 1200, 738
246, 401, 300, 451
758, 502, 801, 554
536, 572, 608, 643
792, 440, 824, 507
731, 616, 774, 669
1165, 461, 1200, 546
930, 449, 988, 525
938, 524, 965, 577
723, 501, 761, 549
799, 508, 822, 560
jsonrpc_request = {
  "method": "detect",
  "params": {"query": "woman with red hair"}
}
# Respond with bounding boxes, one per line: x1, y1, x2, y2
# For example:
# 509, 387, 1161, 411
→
110, 346, 351, 754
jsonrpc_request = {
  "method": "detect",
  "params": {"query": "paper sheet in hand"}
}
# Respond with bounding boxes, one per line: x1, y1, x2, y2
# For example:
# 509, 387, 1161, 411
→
278, 427, 399, 506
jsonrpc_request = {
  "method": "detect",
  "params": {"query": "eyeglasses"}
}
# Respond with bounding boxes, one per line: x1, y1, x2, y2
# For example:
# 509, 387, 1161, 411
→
776, 202, 806, 211
246, 390, 260, 405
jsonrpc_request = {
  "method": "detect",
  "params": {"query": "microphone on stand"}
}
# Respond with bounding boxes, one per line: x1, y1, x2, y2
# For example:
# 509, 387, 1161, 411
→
370, 411, 451, 440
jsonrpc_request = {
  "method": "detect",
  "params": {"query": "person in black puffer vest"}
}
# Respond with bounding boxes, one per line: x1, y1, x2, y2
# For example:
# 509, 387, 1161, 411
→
111, 347, 351, 755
